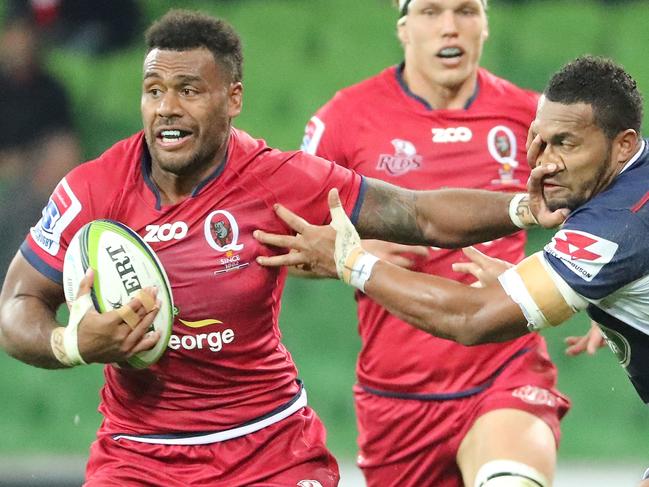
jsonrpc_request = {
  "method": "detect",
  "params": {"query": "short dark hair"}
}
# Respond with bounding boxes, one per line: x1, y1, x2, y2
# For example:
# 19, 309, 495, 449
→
544, 56, 643, 139
145, 9, 243, 83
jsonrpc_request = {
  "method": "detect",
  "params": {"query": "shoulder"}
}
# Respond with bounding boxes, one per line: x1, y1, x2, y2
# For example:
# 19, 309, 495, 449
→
544, 202, 649, 298
476, 68, 539, 113
318, 66, 397, 117
67, 132, 145, 188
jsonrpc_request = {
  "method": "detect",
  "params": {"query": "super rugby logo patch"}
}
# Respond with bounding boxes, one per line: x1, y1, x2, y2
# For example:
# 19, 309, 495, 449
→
545, 229, 618, 282
301, 116, 325, 155
31, 178, 82, 256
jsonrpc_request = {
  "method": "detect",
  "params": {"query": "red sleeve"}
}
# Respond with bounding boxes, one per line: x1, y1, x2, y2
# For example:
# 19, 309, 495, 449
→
300, 92, 351, 168
261, 150, 364, 228
21, 165, 97, 283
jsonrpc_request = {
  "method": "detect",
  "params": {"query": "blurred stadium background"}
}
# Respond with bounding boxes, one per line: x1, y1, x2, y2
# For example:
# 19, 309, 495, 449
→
2, 0, 649, 485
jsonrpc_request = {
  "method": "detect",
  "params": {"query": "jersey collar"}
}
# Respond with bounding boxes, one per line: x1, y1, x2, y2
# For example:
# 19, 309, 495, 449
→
140, 143, 229, 211
395, 62, 479, 111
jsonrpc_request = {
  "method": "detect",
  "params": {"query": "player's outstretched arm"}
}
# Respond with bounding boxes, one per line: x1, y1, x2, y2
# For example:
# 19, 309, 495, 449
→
0, 252, 160, 369
255, 189, 530, 344
354, 177, 521, 247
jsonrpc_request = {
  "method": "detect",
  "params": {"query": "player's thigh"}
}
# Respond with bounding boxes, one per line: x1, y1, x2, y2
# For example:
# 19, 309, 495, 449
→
456, 408, 556, 487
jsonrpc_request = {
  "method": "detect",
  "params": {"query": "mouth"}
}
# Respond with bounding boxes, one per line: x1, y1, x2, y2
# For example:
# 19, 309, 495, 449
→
436, 46, 464, 63
155, 128, 194, 148
543, 181, 564, 193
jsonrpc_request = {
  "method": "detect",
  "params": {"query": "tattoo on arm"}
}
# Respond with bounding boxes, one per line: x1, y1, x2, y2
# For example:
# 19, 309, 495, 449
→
356, 181, 425, 243
515, 194, 537, 226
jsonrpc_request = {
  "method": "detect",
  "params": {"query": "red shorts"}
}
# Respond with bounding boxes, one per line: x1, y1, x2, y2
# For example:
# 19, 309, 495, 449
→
355, 346, 570, 487
84, 407, 339, 487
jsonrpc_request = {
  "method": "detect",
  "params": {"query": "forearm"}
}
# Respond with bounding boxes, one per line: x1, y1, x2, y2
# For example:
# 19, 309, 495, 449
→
0, 294, 65, 369
356, 179, 520, 247
362, 260, 528, 345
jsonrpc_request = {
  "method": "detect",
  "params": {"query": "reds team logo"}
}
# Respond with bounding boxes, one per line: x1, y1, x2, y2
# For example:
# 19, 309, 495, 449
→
204, 210, 244, 253
376, 139, 422, 176
487, 125, 520, 185
301, 116, 325, 155
545, 229, 618, 281
512, 385, 557, 407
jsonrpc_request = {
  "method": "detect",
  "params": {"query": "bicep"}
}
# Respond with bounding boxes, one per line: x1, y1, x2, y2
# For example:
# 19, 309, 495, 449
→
1, 251, 64, 313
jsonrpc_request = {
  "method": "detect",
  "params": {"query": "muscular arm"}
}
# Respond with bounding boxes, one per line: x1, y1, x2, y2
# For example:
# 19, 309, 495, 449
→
357, 178, 521, 247
0, 251, 161, 369
363, 259, 529, 345
0, 252, 66, 368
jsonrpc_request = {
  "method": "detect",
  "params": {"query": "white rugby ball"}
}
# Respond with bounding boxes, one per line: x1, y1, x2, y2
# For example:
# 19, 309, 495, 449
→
63, 219, 174, 368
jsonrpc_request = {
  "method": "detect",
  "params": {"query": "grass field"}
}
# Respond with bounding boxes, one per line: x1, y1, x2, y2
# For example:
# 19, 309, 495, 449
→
2, 0, 649, 468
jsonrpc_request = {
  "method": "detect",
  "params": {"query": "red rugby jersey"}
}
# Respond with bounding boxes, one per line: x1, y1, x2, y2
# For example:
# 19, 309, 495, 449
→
302, 65, 551, 395
23, 128, 362, 434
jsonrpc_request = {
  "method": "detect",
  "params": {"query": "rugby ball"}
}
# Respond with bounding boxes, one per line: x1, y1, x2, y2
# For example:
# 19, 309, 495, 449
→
63, 219, 174, 368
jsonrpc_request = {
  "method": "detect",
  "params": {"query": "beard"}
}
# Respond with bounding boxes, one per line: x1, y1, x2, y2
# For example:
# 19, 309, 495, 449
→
545, 143, 613, 213
148, 133, 222, 177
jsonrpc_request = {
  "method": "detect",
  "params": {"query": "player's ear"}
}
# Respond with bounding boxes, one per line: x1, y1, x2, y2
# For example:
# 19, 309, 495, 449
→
396, 16, 408, 46
228, 82, 243, 118
613, 129, 639, 164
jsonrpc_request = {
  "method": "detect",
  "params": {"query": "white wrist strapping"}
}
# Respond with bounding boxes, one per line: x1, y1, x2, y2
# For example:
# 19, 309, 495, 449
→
329, 202, 379, 292
51, 293, 93, 366
509, 193, 538, 229
347, 251, 379, 292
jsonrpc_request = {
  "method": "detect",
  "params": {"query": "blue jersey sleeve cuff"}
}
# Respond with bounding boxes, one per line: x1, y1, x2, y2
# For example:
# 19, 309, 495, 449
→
19, 240, 63, 284
350, 176, 368, 225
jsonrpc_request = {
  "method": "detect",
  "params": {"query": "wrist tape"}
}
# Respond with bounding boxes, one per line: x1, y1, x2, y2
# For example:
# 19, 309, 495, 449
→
51, 293, 93, 366
509, 193, 538, 229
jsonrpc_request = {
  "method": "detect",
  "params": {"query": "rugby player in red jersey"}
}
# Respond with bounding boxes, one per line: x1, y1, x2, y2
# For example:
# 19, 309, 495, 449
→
297, 0, 568, 485
0, 8, 561, 487
258, 56, 649, 487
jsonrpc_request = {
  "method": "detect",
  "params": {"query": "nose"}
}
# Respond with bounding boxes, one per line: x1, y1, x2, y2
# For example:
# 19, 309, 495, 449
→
439, 10, 459, 36
156, 91, 183, 119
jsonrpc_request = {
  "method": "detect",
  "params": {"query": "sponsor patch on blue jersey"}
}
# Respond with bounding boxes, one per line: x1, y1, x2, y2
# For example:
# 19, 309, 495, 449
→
545, 229, 618, 282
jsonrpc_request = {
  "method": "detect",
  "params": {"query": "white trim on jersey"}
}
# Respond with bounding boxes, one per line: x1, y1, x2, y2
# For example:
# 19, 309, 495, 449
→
592, 274, 649, 337
618, 139, 645, 175
499, 252, 587, 331
112, 386, 307, 445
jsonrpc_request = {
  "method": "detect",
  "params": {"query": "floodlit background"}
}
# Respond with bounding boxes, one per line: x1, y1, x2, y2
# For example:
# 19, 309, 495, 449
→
1, 0, 649, 485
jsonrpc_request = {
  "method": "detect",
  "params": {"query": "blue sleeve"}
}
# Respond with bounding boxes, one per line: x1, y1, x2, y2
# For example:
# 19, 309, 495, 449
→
543, 206, 649, 300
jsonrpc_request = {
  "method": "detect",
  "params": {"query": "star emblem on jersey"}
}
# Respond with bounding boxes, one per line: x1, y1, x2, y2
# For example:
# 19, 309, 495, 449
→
545, 229, 618, 282
376, 138, 422, 176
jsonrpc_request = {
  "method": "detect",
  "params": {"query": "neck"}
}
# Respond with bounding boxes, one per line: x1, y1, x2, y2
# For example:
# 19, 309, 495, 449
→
402, 65, 478, 110
150, 145, 227, 206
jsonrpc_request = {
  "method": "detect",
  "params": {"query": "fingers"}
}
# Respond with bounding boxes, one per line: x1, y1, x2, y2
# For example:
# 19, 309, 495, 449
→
527, 163, 557, 194
75, 267, 95, 299
254, 230, 300, 250
257, 252, 308, 268
564, 335, 588, 356
526, 134, 543, 168
461, 246, 491, 265
525, 127, 536, 152
273, 204, 309, 234
451, 262, 481, 275
124, 306, 161, 355
328, 187, 342, 210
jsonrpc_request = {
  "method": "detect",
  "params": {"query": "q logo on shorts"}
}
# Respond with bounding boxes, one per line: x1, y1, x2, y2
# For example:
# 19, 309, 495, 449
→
204, 210, 244, 253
